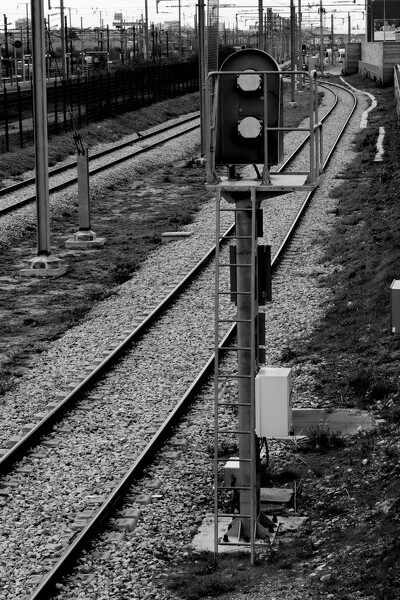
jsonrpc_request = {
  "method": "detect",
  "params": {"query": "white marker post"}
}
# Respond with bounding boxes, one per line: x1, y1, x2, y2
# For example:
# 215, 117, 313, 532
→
65, 147, 105, 248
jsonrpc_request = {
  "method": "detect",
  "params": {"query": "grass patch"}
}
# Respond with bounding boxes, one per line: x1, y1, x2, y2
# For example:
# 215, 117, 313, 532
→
164, 552, 268, 600
0, 93, 200, 185
302, 424, 346, 453
108, 258, 142, 285
282, 75, 400, 413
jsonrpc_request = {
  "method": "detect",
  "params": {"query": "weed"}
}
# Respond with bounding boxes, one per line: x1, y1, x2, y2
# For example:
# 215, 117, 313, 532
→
269, 537, 314, 568
347, 369, 371, 396
261, 467, 302, 486
0, 376, 13, 397
369, 379, 396, 401
384, 444, 400, 463
142, 233, 162, 245
108, 258, 141, 284
381, 404, 400, 424
169, 212, 193, 227
323, 502, 347, 517
165, 554, 251, 600
359, 432, 376, 456
304, 424, 345, 453
353, 128, 379, 153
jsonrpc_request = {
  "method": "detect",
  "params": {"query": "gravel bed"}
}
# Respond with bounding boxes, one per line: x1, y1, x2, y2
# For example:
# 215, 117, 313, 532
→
0, 81, 371, 599
55, 82, 369, 600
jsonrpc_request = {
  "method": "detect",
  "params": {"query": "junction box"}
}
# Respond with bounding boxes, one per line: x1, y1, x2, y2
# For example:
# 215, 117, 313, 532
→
390, 280, 400, 333
255, 367, 292, 437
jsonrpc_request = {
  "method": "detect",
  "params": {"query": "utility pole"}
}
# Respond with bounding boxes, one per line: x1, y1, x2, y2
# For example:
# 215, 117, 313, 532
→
258, 0, 264, 50
198, 0, 206, 155
144, 0, 149, 60
60, 0, 67, 79
20, 0, 66, 277
290, 0, 296, 101
319, 0, 324, 74
347, 12, 351, 43
4, 14, 10, 76
18, 3, 31, 55
26, 3, 30, 54
178, 0, 182, 56
65, 15, 69, 78
298, 0, 303, 89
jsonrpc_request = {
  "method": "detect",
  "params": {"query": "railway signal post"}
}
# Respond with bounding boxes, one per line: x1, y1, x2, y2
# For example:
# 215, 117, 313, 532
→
206, 48, 323, 562
20, 0, 67, 278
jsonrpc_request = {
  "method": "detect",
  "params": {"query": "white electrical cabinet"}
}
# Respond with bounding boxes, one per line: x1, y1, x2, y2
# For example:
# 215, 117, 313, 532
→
390, 280, 400, 334
255, 367, 292, 438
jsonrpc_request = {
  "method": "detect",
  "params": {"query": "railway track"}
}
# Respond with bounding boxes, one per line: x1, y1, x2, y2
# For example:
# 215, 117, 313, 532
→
0, 81, 358, 600
0, 113, 200, 216
0, 80, 336, 219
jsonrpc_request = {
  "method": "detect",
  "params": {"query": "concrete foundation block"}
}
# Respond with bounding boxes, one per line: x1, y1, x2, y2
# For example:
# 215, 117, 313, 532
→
65, 229, 106, 249
161, 231, 192, 243
19, 254, 68, 278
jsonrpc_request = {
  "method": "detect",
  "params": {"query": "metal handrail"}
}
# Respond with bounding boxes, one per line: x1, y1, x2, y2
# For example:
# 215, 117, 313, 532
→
205, 68, 322, 188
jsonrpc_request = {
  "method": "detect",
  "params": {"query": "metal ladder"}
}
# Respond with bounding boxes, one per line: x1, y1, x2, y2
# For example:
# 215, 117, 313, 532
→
213, 187, 260, 564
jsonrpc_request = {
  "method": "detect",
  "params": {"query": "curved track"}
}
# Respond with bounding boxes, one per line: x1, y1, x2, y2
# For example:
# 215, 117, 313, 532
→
0, 80, 355, 477
0, 80, 357, 600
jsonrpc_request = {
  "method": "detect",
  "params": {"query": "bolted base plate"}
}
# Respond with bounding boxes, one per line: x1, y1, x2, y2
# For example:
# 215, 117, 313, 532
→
191, 512, 309, 553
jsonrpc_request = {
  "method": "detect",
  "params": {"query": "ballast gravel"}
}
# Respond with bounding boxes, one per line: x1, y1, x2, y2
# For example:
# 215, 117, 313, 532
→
0, 80, 373, 600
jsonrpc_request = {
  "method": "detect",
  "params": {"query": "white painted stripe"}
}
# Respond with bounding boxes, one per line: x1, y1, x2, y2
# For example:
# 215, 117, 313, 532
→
374, 126, 385, 162
339, 77, 377, 128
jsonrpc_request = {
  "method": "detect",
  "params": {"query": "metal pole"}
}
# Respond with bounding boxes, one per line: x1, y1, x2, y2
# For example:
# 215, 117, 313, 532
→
298, 0, 302, 89
4, 15, 10, 77
236, 198, 254, 533
331, 13, 334, 65
319, 0, 324, 74
144, 0, 149, 60
290, 0, 295, 101
60, 0, 67, 78
383, 0, 386, 42
198, 0, 206, 155
26, 3, 30, 54
65, 15, 69, 78
348, 12, 351, 43
31, 0, 50, 256
258, 0, 264, 50
179, 0, 182, 56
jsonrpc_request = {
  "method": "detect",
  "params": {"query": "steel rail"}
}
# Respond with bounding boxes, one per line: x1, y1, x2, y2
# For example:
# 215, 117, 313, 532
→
0, 81, 349, 477
272, 81, 357, 270
0, 222, 232, 476
26, 325, 233, 600
0, 113, 200, 216
23, 81, 358, 600
0, 81, 337, 218
0, 80, 343, 477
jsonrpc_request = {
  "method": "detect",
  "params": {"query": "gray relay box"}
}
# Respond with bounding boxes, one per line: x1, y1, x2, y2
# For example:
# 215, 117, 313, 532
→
390, 280, 400, 333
